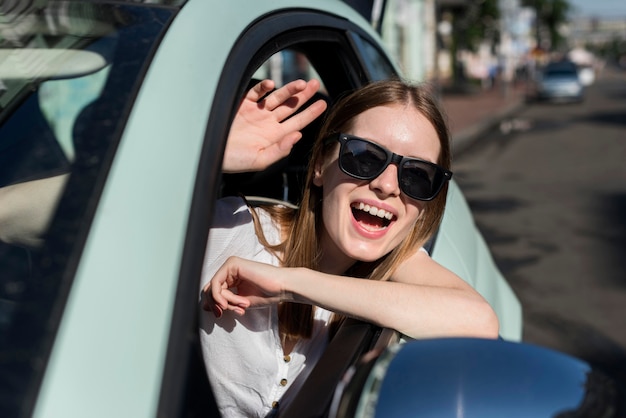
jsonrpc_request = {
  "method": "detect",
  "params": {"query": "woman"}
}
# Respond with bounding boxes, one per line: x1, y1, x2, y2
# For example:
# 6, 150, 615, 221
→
199, 78, 499, 417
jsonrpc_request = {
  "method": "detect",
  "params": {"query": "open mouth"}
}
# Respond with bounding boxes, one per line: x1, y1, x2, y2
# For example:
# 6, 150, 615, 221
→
350, 202, 395, 231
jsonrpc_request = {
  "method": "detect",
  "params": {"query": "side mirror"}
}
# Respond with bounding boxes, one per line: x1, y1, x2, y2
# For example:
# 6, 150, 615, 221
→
330, 338, 624, 417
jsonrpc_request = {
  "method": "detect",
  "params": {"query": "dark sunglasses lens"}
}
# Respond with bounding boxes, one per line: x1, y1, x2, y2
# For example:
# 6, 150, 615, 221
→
340, 139, 387, 179
401, 160, 441, 200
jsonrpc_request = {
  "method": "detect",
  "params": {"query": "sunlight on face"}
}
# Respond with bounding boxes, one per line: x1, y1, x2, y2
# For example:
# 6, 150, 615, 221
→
314, 104, 442, 273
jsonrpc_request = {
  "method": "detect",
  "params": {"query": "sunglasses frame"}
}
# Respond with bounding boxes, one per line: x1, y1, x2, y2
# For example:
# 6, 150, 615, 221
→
325, 133, 453, 201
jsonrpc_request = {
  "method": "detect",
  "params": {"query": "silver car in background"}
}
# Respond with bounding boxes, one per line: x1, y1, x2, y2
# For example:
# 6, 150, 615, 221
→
535, 60, 585, 102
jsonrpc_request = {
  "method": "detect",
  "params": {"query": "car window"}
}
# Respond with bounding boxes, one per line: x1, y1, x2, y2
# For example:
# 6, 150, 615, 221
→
172, 10, 400, 417
0, 3, 174, 415
254, 50, 326, 92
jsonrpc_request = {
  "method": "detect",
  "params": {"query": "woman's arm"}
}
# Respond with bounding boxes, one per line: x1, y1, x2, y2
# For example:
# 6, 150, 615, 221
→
0, 174, 69, 247
203, 252, 499, 339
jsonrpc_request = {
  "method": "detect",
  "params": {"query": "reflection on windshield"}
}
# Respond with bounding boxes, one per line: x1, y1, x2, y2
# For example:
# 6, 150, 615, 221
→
0, 3, 118, 245
0, 3, 173, 415
40, 66, 110, 161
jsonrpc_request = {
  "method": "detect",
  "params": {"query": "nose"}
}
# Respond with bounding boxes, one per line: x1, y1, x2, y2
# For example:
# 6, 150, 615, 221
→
369, 163, 401, 198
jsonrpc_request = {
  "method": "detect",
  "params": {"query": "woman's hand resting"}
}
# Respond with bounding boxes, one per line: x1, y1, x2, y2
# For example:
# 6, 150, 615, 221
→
222, 79, 327, 173
202, 256, 293, 318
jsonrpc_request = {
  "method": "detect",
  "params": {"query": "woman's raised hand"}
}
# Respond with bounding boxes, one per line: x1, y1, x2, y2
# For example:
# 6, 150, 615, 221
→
222, 79, 327, 173
202, 256, 292, 318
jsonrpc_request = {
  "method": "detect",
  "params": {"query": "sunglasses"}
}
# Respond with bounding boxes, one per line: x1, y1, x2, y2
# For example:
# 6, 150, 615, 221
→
325, 133, 453, 201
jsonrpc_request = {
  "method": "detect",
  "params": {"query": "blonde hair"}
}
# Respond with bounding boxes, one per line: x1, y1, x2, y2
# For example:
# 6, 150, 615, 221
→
251, 79, 451, 340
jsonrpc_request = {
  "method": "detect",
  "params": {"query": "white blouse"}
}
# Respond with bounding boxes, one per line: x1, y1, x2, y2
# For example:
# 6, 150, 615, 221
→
199, 197, 332, 417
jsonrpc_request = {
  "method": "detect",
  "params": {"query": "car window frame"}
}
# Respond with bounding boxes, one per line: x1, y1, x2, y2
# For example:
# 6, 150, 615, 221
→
156, 8, 399, 417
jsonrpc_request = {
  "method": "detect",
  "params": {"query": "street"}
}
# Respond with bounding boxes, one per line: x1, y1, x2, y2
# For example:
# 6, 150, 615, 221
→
453, 66, 626, 380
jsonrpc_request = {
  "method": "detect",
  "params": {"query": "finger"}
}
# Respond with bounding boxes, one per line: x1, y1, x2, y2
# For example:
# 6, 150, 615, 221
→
245, 79, 276, 103
280, 98, 327, 132
219, 290, 249, 317
226, 304, 246, 316
279, 131, 303, 151
208, 279, 227, 308
201, 290, 225, 317
213, 286, 250, 312
271, 80, 325, 122
262, 79, 309, 111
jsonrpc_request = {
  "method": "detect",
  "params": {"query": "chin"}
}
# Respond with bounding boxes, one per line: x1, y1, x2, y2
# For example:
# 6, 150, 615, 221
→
344, 244, 393, 264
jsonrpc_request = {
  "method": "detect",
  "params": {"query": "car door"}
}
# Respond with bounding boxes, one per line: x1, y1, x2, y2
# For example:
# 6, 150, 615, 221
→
155, 7, 400, 417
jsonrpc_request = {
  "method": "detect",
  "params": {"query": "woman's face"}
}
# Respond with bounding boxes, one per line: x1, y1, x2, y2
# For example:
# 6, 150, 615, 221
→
314, 104, 441, 273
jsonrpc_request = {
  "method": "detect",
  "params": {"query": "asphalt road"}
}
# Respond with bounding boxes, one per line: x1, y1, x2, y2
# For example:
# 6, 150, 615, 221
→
453, 66, 626, 381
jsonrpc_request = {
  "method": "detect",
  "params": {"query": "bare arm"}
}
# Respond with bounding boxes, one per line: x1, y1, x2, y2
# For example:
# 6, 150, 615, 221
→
0, 174, 69, 247
203, 251, 499, 339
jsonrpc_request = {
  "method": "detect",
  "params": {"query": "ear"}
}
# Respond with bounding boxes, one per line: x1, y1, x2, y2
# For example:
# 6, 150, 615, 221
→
312, 160, 324, 187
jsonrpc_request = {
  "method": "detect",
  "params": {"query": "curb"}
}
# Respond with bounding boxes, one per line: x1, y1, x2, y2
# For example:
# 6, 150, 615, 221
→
451, 99, 526, 156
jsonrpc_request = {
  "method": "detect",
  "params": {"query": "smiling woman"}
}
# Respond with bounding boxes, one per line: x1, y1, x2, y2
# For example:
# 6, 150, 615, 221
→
199, 78, 499, 417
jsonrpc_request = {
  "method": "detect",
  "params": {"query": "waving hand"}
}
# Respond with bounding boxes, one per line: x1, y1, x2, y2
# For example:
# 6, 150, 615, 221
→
222, 79, 327, 173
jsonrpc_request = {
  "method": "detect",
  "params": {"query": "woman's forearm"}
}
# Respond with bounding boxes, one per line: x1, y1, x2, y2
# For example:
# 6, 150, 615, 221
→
286, 267, 499, 339
204, 255, 499, 339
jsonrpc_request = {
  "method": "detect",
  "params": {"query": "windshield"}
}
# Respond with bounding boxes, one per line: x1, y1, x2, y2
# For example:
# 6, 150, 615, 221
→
0, 2, 174, 415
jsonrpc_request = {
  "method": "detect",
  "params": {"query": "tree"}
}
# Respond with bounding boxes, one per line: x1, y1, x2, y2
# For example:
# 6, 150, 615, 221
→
522, 0, 572, 50
457, 0, 501, 53
437, 0, 500, 86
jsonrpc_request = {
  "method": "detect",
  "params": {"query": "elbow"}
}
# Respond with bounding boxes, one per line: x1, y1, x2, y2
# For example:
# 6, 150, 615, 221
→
400, 297, 500, 340
469, 299, 500, 339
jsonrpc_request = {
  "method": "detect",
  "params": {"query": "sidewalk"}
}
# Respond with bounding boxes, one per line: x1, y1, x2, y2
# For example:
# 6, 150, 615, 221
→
439, 83, 528, 155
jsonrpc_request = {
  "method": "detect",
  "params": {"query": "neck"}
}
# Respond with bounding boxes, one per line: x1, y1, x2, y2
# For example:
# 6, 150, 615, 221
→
318, 231, 356, 275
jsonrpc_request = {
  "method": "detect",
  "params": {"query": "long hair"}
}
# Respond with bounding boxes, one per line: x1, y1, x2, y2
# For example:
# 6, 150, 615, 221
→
251, 79, 451, 341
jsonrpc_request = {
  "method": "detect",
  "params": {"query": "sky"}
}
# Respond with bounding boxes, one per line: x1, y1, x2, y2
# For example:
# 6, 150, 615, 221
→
567, 0, 626, 18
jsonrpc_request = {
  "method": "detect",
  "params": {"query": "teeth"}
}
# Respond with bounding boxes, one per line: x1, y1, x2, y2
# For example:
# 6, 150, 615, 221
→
356, 202, 393, 220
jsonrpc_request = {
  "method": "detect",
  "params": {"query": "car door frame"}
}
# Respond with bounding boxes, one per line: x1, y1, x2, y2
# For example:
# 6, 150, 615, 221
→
156, 8, 399, 417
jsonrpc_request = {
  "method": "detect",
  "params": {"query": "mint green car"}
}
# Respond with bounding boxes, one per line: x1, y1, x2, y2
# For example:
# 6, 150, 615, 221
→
0, 1, 521, 416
